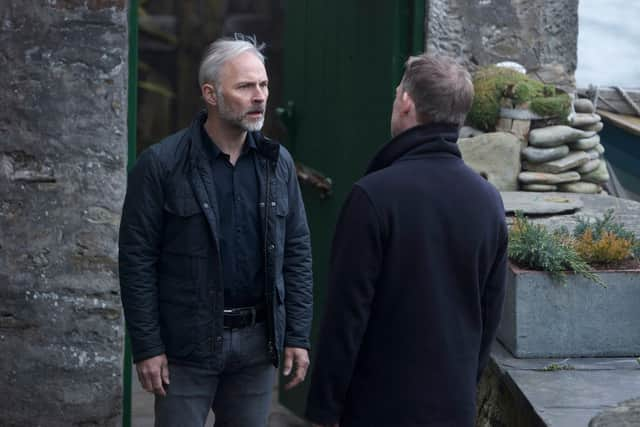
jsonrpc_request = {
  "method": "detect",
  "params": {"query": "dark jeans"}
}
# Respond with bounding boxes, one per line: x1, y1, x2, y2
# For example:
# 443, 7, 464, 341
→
154, 322, 276, 427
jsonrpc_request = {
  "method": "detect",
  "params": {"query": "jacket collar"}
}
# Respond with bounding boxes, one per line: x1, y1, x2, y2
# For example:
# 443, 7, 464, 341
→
366, 123, 461, 175
189, 110, 280, 164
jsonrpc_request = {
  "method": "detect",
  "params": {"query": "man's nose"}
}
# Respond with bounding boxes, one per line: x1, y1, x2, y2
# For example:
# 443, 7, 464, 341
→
252, 87, 267, 103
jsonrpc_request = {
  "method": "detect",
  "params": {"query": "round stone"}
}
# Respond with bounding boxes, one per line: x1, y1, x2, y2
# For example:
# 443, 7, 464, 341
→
581, 161, 610, 184
569, 134, 600, 150
577, 158, 601, 174
574, 98, 595, 113
582, 121, 604, 132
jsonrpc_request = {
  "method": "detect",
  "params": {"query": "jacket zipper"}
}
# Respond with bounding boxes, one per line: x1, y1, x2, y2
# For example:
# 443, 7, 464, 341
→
263, 159, 277, 363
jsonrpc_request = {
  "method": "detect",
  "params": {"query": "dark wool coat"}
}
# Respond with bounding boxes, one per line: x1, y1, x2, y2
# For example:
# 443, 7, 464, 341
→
306, 124, 508, 427
118, 111, 313, 370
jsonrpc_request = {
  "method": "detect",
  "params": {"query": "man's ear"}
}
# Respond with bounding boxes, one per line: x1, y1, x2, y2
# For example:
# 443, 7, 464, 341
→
202, 83, 217, 106
401, 91, 415, 116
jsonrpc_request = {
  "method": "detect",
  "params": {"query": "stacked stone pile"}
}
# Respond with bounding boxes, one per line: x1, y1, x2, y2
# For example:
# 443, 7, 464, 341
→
518, 98, 609, 193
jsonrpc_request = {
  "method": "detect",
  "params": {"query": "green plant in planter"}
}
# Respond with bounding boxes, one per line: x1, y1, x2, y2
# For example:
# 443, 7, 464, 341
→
508, 212, 604, 286
467, 66, 571, 131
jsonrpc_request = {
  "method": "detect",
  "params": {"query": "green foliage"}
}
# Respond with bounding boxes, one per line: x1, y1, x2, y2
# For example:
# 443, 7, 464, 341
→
467, 66, 571, 131
530, 95, 572, 122
573, 209, 640, 262
508, 212, 604, 286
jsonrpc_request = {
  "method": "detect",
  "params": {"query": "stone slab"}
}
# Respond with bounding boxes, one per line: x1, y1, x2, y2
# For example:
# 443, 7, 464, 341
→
528, 126, 595, 147
521, 145, 569, 163
521, 184, 558, 192
558, 181, 602, 194
497, 265, 640, 358
488, 342, 640, 427
569, 113, 601, 128
513, 193, 640, 237
500, 191, 583, 215
523, 151, 590, 173
519, 171, 581, 185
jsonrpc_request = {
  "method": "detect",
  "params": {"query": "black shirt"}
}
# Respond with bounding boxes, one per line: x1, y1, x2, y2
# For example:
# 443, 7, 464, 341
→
201, 126, 264, 308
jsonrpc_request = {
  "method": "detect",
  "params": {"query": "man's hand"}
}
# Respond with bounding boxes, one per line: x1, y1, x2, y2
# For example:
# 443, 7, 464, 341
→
136, 354, 170, 396
282, 347, 309, 390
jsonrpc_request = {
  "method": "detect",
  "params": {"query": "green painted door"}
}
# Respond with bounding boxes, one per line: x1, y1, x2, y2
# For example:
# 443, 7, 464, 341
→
279, 0, 424, 416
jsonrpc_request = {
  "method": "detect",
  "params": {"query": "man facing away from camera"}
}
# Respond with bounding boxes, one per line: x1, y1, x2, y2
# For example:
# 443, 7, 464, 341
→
305, 53, 508, 427
118, 36, 313, 427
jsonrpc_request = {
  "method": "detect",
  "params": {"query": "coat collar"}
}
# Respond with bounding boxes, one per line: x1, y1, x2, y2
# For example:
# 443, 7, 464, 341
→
189, 110, 280, 164
366, 123, 461, 175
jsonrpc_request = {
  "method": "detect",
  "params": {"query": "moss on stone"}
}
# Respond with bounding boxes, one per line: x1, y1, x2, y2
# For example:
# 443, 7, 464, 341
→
530, 95, 572, 122
467, 66, 571, 131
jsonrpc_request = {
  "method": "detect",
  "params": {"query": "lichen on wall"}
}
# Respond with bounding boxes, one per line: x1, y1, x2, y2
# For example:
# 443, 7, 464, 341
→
0, 1, 127, 425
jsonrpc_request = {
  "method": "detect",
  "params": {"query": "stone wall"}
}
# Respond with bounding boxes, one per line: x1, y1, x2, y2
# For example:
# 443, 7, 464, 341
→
426, 0, 579, 89
0, 1, 127, 426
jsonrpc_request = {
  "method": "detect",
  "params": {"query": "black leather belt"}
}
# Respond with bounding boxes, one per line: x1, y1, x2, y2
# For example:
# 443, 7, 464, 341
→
223, 304, 266, 329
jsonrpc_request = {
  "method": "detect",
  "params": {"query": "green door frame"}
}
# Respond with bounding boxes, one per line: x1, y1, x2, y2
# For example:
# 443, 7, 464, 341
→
123, 0, 139, 426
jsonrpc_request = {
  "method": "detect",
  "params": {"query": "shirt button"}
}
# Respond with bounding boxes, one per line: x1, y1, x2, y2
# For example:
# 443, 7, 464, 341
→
271, 201, 276, 207
203, 203, 209, 209
216, 336, 222, 343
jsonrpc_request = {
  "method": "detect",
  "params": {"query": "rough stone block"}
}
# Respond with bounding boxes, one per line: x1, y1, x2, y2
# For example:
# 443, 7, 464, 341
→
458, 132, 521, 191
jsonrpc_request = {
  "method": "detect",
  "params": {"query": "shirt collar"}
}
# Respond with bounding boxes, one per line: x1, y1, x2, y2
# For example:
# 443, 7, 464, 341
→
200, 124, 257, 161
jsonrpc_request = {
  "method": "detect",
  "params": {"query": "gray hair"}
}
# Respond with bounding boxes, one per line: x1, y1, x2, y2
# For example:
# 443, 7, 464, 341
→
198, 35, 266, 86
402, 54, 474, 126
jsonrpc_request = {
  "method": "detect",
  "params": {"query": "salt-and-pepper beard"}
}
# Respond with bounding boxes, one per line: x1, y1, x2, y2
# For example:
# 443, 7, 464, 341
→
217, 90, 265, 132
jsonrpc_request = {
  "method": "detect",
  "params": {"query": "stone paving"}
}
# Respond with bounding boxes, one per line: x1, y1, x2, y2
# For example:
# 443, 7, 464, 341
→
490, 342, 640, 426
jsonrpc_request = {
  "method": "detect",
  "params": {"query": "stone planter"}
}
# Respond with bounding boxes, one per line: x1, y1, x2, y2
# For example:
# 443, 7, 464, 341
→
497, 263, 640, 358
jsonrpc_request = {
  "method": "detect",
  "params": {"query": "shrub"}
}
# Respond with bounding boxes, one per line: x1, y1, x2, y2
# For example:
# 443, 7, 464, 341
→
573, 230, 633, 264
572, 209, 640, 263
508, 212, 603, 286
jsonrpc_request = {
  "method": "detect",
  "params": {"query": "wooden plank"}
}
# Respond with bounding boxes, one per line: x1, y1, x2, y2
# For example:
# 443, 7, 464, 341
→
598, 109, 640, 137
578, 87, 640, 116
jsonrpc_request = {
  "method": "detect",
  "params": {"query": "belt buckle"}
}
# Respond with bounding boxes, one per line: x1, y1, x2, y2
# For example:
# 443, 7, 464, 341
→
223, 306, 257, 329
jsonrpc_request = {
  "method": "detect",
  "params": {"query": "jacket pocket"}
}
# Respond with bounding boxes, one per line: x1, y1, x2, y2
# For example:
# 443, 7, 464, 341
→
158, 276, 198, 358
162, 196, 209, 256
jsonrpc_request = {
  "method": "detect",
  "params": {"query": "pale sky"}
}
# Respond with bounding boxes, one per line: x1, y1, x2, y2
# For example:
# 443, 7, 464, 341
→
576, 0, 640, 88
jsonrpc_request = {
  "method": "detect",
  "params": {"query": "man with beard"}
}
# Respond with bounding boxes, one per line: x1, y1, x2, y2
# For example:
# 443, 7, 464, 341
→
305, 54, 508, 427
119, 35, 313, 427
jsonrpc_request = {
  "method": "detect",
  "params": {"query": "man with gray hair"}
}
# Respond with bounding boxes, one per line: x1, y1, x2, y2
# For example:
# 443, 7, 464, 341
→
305, 54, 508, 426
119, 35, 313, 426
